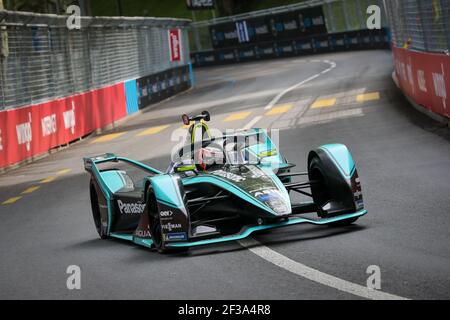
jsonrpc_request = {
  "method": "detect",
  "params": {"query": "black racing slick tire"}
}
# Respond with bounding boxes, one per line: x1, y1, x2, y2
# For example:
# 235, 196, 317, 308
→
308, 156, 358, 226
90, 179, 108, 239
145, 188, 188, 254
146, 189, 164, 252
309, 156, 332, 218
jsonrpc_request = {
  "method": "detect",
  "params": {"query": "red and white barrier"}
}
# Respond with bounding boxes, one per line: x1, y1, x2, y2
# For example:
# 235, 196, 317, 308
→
392, 46, 449, 119
0, 83, 127, 169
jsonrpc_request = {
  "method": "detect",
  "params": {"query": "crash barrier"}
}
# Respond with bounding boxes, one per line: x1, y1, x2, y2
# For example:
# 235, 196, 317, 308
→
0, 10, 191, 111
136, 65, 191, 109
0, 64, 192, 170
384, 0, 449, 121
189, 0, 389, 53
189, 0, 390, 67
0, 83, 126, 169
392, 47, 449, 120
384, 0, 449, 54
0, 10, 192, 170
209, 5, 327, 50
191, 28, 389, 67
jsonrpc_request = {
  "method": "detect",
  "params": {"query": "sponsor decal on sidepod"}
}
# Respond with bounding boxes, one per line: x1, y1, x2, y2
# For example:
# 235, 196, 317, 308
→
117, 200, 146, 215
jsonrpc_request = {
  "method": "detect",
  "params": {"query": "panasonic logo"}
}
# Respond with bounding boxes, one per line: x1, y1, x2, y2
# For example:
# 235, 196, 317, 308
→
117, 200, 146, 215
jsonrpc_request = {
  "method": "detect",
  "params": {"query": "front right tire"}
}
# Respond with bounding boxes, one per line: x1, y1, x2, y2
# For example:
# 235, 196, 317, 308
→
308, 156, 358, 227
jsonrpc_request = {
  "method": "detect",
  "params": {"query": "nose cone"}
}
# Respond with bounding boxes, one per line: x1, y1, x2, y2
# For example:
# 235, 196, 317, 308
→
253, 189, 291, 216
208, 165, 292, 216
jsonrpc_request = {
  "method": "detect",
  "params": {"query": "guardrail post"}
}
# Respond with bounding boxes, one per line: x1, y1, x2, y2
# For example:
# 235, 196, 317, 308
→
356, 0, 366, 30
342, 0, 351, 31
440, 0, 450, 52
189, 62, 195, 87
325, 2, 336, 33
191, 12, 203, 52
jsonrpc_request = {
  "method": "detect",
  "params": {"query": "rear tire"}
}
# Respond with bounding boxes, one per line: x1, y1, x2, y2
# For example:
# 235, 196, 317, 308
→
90, 180, 108, 239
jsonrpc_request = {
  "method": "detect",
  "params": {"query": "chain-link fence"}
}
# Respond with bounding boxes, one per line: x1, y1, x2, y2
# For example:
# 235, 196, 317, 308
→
385, 0, 449, 53
189, 0, 389, 52
0, 10, 191, 110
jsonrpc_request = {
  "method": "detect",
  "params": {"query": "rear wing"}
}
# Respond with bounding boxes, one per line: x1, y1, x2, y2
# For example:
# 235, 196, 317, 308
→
83, 153, 162, 175
83, 153, 119, 172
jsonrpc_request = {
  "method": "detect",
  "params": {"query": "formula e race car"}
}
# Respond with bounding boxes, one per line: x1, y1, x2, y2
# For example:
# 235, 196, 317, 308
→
83, 111, 366, 253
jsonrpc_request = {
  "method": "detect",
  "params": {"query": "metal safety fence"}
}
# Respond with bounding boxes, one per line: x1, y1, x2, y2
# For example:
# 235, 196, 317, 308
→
0, 10, 191, 110
188, 0, 390, 67
385, 0, 449, 53
189, 0, 389, 53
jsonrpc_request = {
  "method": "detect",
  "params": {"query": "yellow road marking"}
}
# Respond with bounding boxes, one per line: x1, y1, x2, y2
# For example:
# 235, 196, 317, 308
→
311, 98, 337, 109
2, 196, 22, 205
266, 104, 293, 116
21, 186, 41, 194
40, 176, 56, 184
57, 169, 72, 175
91, 132, 127, 144
224, 111, 252, 122
357, 92, 380, 103
136, 125, 170, 137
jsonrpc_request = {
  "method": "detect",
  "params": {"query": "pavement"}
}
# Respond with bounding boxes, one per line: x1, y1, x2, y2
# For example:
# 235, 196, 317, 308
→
0, 50, 449, 300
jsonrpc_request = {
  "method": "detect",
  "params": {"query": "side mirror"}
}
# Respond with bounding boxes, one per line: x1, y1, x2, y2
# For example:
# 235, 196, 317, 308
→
202, 111, 210, 122
182, 114, 190, 126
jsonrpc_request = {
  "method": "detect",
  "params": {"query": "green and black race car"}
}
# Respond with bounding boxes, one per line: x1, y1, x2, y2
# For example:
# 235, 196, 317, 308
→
83, 111, 366, 253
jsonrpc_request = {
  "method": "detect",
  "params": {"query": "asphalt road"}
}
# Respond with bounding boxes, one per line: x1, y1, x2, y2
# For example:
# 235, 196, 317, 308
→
0, 50, 449, 300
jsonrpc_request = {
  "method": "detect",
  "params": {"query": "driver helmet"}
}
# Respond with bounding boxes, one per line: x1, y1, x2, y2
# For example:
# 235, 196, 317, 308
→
197, 146, 224, 171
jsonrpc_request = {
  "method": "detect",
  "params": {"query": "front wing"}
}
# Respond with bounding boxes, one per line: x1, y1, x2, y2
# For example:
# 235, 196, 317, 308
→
166, 209, 367, 248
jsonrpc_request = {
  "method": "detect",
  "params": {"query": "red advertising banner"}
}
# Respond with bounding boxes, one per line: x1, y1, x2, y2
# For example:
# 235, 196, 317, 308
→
392, 46, 449, 119
0, 83, 127, 169
169, 28, 182, 62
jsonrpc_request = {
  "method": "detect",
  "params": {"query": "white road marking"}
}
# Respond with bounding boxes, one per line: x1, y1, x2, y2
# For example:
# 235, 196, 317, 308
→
238, 237, 409, 300
243, 116, 263, 130
264, 74, 319, 111
264, 60, 336, 110
239, 60, 408, 300
298, 108, 364, 125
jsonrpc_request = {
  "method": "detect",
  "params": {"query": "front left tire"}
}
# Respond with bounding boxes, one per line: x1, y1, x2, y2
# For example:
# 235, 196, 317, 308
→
146, 187, 188, 254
